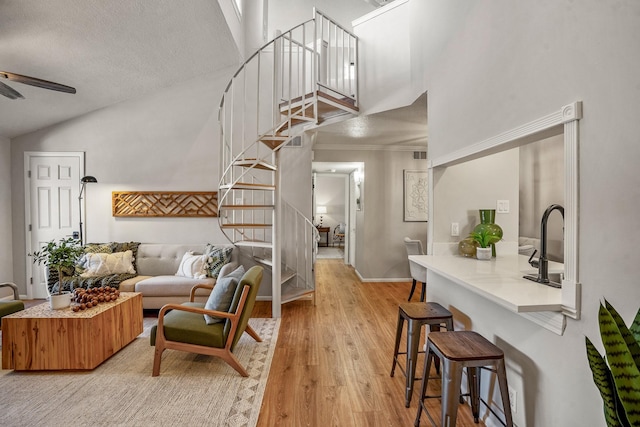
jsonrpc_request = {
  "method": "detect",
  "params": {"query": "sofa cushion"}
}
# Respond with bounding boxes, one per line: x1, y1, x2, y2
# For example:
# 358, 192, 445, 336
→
204, 265, 245, 325
136, 244, 208, 276
150, 302, 226, 348
112, 242, 141, 272
204, 244, 233, 278
135, 275, 215, 297
80, 250, 136, 277
175, 252, 208, 279
118, 275, 152, 292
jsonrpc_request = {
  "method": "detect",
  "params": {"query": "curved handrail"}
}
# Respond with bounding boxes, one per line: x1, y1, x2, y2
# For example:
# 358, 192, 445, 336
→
218, 17, 315, 111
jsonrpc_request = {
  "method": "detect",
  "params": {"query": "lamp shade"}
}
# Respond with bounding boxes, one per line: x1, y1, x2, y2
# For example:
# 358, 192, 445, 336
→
81, 176, 98, 183
316, 205, 327, 214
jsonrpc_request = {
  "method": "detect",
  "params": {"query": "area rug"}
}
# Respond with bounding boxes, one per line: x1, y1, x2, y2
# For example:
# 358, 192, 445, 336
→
0, 317, 280, 427
316, 246, 344, 259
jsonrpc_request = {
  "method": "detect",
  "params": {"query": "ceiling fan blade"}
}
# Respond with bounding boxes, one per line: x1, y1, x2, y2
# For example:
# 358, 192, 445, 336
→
0, 71, 76, 94
0, 80, 24, 100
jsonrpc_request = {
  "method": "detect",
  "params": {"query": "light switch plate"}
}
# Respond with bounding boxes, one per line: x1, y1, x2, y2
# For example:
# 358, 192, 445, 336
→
497, 200, 510, 213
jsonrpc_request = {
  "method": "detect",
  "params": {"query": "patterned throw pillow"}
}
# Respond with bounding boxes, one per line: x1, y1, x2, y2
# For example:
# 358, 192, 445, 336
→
83, 243, 114, 254
112, 242, 141, 272
204, 244, 233, 278
80, 250, 136, 278
204, 265, 245, 324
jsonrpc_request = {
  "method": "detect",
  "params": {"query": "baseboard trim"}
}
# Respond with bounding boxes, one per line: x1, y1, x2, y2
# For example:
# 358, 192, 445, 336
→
355, 270, 411, 283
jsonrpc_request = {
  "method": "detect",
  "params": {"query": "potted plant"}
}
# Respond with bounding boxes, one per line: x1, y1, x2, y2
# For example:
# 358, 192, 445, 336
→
586, 300, 640, 427
30, 237, 84, 309
469, 229, 492, 260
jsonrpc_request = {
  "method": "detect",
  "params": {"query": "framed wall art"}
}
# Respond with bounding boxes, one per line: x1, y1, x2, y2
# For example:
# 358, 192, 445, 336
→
112, 191, 218, 217
403, 170, 428, 222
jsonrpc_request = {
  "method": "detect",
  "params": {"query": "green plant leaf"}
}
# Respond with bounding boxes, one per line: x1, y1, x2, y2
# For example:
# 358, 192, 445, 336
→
605, 300, 640, 371
629, 307, 640, 348
469, 230, 491, 248
600, 303, 640, 425
586, 337, 625, 426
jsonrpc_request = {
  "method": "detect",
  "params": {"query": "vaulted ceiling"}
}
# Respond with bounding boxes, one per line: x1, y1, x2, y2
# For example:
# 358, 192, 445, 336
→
0, 0, 239, 139
0, 0, 424, 148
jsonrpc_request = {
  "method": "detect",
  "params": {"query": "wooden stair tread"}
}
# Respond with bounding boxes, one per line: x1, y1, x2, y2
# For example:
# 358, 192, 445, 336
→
220, 182, 275, 191
220, 204, 274, 210
234, 240, 273, 248
233, 159, 276, 171
221, 223, 273, 228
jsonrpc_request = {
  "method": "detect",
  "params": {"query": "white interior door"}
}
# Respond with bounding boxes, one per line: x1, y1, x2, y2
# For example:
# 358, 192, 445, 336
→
25, 152, 84, 299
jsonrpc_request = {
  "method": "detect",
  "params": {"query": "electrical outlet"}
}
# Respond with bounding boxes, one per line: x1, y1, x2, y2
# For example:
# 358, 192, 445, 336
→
451, 222, 459, 236
508, 386, 517, 414
497, 200, 510, 213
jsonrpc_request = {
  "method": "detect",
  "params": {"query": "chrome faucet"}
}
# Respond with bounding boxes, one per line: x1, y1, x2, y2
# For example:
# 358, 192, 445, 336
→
523, 204, 564, 288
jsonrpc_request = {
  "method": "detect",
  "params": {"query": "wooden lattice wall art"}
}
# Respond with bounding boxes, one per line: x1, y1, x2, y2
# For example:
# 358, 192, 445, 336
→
112, 191, 218, 217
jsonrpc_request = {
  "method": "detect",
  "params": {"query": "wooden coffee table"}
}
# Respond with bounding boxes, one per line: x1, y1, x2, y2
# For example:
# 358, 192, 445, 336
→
2, 292, 143, 371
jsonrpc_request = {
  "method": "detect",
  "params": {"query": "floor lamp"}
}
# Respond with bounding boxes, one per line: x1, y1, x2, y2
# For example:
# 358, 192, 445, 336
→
78, 175, 97, 246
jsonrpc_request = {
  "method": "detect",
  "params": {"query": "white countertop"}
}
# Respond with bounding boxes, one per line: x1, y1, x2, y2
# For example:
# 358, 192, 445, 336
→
409, 254, 563, 313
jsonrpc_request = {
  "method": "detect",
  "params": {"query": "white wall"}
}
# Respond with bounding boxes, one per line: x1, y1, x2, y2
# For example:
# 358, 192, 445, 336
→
406, 0, 640, 425
0, 137, 14, 297
520, 134, 564, 261
314, 148, 427, 280
315, 174, 346, 238
10, 68, 237, 295
268, 0, 374, 36
432, 149, 519, 255
353, 1, 417, 116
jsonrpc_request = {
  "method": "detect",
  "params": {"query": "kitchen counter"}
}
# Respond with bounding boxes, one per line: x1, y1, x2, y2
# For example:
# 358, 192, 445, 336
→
408, 254, 563, 313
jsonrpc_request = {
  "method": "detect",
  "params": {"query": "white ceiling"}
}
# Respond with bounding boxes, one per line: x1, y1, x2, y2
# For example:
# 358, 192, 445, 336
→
0, 0, 239, 139
313, 92, 427, 148
0, 0, 426, 151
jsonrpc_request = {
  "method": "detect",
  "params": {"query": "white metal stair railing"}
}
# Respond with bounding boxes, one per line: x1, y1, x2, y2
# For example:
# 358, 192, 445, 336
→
218, 8, 358, 317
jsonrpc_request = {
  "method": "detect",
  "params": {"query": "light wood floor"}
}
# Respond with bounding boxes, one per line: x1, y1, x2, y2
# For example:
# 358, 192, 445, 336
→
252, 259, 483, 427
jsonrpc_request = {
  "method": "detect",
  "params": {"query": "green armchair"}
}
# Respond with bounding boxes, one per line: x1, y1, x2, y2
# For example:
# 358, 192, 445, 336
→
0, 282, 25, 327
150, 266, 263, 377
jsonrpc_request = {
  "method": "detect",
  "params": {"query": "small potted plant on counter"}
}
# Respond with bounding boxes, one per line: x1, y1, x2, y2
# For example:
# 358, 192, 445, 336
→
30, 237, 84, 309
469, 229, 492, 260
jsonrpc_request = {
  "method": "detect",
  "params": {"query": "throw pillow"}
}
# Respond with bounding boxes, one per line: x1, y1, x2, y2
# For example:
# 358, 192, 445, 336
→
175, 251, 208, 279
204, 244, 233, 278
112, 242, 141, 272
83, 243, 114, 254
80, 250, 136, 278
204, 265, 245, 324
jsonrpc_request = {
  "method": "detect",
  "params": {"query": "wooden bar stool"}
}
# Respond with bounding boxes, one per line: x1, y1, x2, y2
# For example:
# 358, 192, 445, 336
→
415, 331, 513, 427
391, 302, 454, 407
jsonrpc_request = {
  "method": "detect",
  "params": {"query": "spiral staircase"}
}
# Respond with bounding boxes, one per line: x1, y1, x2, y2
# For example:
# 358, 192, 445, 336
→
218, 9, 359, 317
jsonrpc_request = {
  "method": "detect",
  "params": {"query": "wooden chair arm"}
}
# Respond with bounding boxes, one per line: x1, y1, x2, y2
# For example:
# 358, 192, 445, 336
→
189, 283, 214, 302
157, 303, 235, 323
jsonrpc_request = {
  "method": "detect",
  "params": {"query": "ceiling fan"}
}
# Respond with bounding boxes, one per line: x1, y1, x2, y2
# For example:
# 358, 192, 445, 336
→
0, 71, 76, 100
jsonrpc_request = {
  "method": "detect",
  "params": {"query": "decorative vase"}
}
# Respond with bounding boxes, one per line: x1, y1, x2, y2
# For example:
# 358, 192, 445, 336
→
473, 209, 503, 257
458, 237, 478, 258
476, 247, 492, 260
50, 292, 72, 310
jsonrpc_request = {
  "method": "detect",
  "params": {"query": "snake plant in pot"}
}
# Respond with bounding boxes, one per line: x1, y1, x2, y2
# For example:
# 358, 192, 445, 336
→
585, 300, 640, 427
30, 237, 84, 309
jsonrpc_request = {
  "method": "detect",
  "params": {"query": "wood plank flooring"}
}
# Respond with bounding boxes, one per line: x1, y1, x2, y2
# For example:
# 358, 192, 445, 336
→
253, 259, 483, 427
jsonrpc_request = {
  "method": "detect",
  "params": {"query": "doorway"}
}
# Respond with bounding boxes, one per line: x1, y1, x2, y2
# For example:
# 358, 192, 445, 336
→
312, 161, 363, 266
24, 151, 85, 299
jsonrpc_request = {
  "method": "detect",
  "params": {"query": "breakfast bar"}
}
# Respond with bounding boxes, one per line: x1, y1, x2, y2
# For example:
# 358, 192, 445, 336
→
408, 254, 563, 313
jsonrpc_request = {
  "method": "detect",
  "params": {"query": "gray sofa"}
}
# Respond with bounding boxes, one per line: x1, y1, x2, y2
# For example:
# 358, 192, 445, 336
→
118, 243, 237, 309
